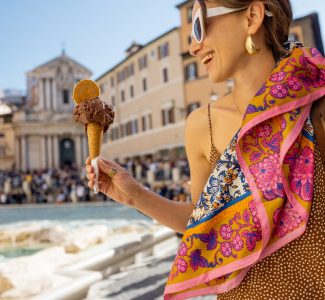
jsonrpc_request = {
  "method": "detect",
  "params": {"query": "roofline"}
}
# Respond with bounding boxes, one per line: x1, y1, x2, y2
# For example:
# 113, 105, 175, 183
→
292, 12, 324, 55
95, 26, 179, 81
29, 53, 92, 75
176, 0, 192, 9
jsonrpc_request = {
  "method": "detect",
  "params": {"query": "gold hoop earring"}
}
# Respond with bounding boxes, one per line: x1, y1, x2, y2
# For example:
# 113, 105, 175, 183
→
245, 34, 260, 55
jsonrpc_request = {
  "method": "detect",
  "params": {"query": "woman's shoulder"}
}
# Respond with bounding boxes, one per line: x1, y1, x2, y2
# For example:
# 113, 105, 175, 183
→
186, 95, 243, 157
185, 104, 210, 137
185, 94, 234, 132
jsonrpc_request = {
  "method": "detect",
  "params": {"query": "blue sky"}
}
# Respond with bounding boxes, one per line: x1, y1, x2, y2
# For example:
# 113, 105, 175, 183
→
1, 0, 324, 92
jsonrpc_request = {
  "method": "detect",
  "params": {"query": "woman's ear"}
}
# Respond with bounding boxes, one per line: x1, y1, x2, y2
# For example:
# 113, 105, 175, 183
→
245, 1, 266, 35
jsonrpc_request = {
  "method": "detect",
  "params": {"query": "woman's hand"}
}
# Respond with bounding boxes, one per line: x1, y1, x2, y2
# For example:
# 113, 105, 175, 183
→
85, 157, 144, 207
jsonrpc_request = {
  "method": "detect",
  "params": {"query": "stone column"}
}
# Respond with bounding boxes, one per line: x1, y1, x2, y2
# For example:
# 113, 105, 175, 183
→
42, 136, 48, 169
38, 79, 44, 111
53, 135, 60, 168
14, 137, 21, 170
47, 135, 53, 168
52, 80, 58, 111
49, 79, 53, 111
83, 135, 89, 160
22, 135, 30, 171
45, 79, 51, 111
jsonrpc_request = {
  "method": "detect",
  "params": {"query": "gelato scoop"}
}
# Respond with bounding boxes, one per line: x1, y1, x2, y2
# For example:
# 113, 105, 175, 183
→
72, 79, 115, 193
73, 97, 114, 134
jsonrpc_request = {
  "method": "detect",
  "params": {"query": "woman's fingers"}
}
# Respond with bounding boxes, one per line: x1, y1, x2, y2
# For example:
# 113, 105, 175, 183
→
87, 172, 105, 181
86, 165, 94, 173
98, 158, 122, 177
88, 180, 103, 191
86, 157, 91, 165
88, 180, 93, 189
99, 157, 122, 171
87, 173, 95, 180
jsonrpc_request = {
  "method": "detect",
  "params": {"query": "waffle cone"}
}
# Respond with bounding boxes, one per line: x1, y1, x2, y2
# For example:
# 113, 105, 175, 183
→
87, 122, 103, 159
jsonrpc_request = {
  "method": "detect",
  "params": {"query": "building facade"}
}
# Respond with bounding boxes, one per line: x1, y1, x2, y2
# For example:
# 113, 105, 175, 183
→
98, 28, 187, 162
0, 103, 15, 169
11, 51, 92, 171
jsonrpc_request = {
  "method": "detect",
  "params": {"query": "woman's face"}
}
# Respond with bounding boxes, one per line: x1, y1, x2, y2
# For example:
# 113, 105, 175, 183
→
190, 0, 248, 83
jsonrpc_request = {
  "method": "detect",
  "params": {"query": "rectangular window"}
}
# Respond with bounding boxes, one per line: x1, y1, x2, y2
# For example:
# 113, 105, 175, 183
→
131, 119, 138, 134
111, 77, 114, 87
113, 127, 119, 140
149, 114, 152, 129
139, 54, 148, 70
63, 89, 69, 104
121, 90, 125, 102
187, 6, 193, 23
187, 102, 200, 115
130, 85, 134, 98
168, 107, 175, 124
111, 96, 115, 106
100, 83, 105, 93
163, 68, 169, 83
185, 62, 198, 81
110, 128, 115, 141
161, 107, 175, 126
162, 110, 166, 126
142, 78, 147, 92
120, 124, 124, 138
129, 64, 134, 76
142, 116, 146, 131
158, 42, 169, 59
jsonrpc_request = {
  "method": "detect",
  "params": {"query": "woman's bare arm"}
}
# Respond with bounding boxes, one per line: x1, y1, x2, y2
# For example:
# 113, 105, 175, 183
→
133, 107, 211, 233
133, 187, 195, 234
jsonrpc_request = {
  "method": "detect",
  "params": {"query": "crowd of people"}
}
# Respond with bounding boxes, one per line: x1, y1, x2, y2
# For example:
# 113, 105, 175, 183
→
0, 157, 191, 205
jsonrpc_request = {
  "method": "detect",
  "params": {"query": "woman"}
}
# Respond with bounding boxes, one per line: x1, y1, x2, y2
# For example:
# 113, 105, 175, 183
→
86, 0, 325, 299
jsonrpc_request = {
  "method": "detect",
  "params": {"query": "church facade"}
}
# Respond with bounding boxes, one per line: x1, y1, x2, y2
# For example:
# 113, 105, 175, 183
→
12, 51, 92, 171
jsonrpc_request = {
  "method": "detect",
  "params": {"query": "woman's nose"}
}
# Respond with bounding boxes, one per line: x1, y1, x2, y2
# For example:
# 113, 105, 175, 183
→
189, 37, 202, 57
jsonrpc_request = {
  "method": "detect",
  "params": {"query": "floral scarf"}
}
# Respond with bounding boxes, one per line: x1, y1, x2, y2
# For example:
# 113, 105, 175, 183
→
164, 46, 325, 299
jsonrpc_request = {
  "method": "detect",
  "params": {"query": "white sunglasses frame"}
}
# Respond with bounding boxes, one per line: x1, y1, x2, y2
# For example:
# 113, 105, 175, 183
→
191, 6, 273, 44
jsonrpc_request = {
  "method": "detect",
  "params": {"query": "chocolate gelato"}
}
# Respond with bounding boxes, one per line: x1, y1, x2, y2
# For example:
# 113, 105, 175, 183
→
73, 97, 114, 133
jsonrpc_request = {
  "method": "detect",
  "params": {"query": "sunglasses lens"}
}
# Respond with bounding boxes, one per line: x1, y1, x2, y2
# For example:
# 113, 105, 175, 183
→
194, 18, 202, 42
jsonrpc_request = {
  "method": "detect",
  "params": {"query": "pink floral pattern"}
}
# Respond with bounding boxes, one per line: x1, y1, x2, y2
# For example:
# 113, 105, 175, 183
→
250, 153, 284, 200
270, 71, 287, 83
287, 76, 303, 91
273, 202, 304, 238
270, 84, 289, 99
169, 201, 262, 280
256, 124, 272, 138
290, 146, 314, 201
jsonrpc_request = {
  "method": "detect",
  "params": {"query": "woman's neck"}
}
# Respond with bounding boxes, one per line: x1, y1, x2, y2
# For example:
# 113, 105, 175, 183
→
231, 49, 276, 115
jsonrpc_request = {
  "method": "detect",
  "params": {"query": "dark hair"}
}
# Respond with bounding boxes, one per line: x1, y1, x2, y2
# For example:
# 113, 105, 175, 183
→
212, 0, 293, 62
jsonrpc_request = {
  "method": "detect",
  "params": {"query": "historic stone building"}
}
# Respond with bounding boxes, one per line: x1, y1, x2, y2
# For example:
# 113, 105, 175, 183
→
98, 27, 187, 162
11, 51, 92, 171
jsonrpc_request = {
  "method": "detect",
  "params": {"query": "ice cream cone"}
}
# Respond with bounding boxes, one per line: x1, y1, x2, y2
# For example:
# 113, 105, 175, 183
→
87, 122, 103, 159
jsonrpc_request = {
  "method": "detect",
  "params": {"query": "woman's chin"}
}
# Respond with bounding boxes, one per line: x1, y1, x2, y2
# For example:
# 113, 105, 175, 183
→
208, 71, 223, 84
